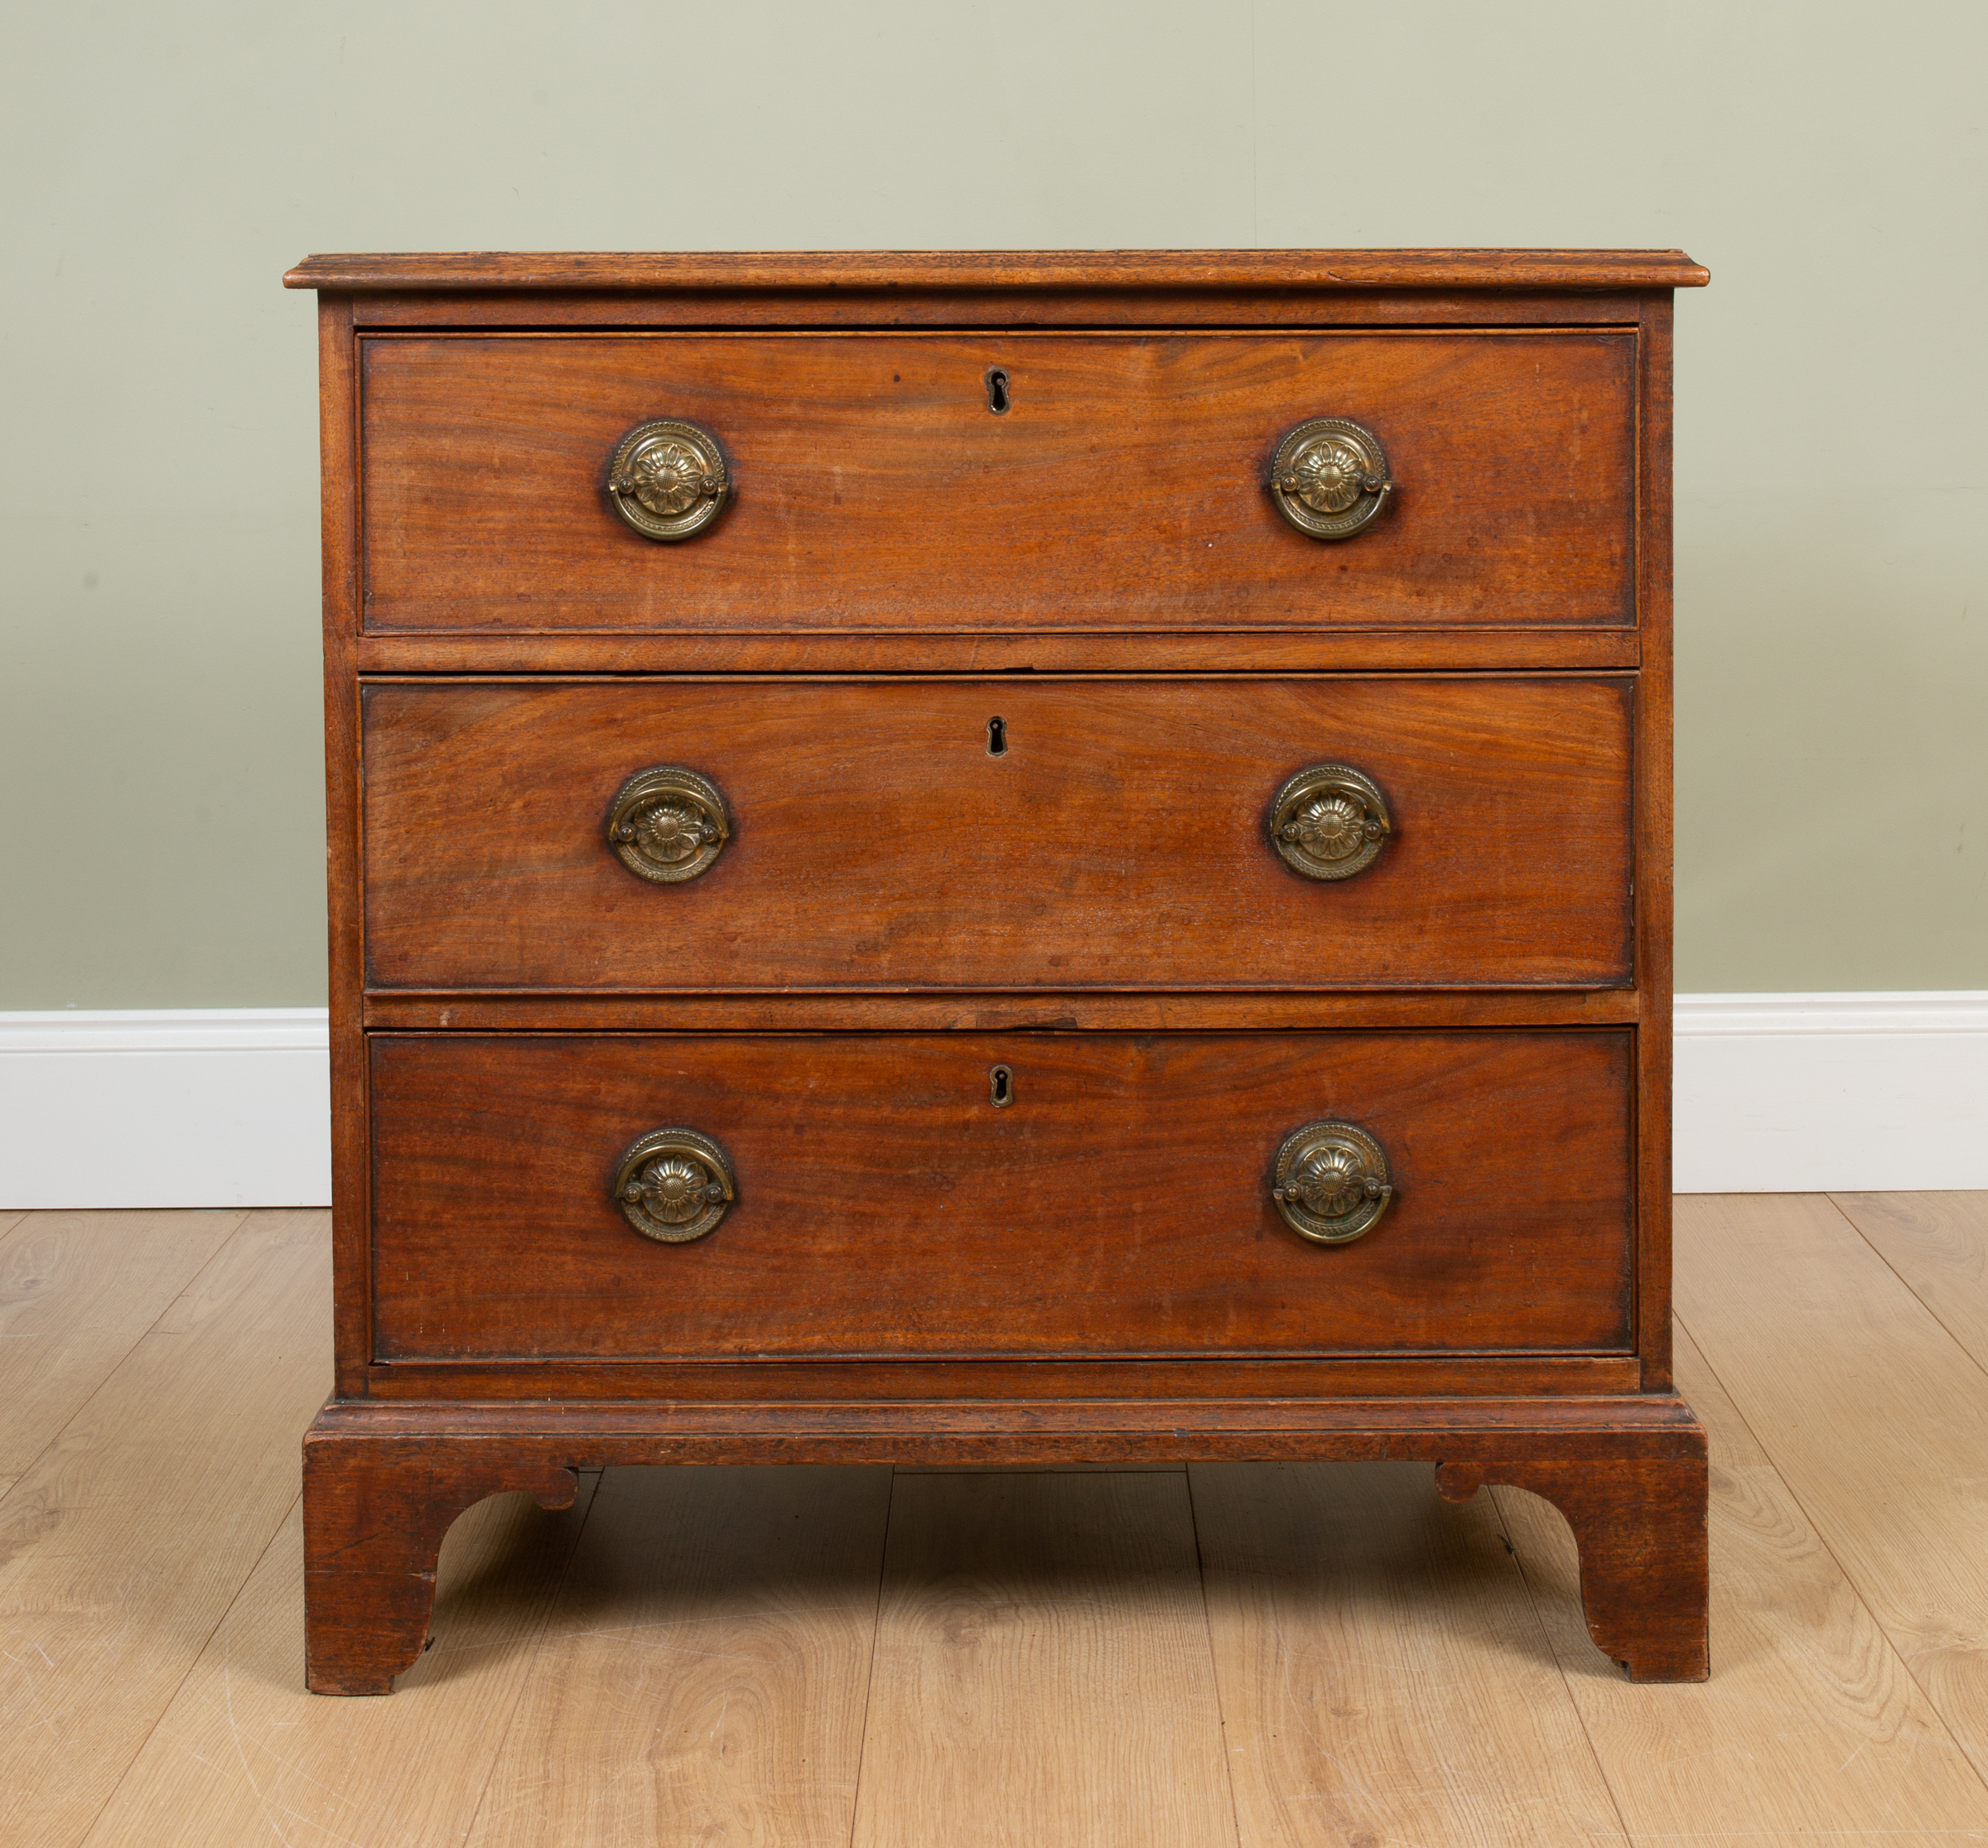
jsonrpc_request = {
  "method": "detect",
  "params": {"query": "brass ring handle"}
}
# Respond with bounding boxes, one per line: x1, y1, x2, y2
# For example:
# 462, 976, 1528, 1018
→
606, 765, 730, 884
613, 1127, 736, 1243
1271, 764, 1392, 881
1272, 1121, 1393, 1244
607, 417, 731, 541
1269, 417, 1394, 539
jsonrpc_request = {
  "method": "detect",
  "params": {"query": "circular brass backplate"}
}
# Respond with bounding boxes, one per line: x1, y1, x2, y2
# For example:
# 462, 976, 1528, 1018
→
1270, 417, 1393, 539
607, 417, 731, 542
613, 1127, 736, 1243
1272, 1121, 1393, 1245
1271, 763, 1392, 881
606, 765, 731, 884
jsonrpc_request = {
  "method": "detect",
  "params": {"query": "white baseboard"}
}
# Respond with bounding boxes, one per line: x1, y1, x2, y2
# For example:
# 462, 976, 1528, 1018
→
0, 1011, 331, 1209
1, 996, 1982, 1209
1672, 992, 1988, 1193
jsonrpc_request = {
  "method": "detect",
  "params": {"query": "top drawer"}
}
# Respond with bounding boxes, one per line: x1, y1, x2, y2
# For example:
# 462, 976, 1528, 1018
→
358, 332, 1636, 634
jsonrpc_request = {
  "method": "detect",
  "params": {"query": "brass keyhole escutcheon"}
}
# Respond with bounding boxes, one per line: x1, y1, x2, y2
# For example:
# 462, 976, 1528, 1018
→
606, 765, 731, 885
606, 417, 731, 542
990, 1064, 1014, 1107
1272, 1121, 1393, 1244
1269, 417, 1394, 539
1271, 764, 1392, 881
612, 1127, 736, 1243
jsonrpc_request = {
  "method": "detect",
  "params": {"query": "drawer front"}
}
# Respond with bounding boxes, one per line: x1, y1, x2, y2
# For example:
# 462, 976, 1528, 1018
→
359, 332, 1635, 633
369, 1031, 1634, 1362
362, 677, 1633, 992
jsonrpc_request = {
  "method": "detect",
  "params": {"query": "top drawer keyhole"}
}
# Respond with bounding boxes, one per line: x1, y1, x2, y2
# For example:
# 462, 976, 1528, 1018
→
987, 717, 1007, 756
985, 367, 1011, 415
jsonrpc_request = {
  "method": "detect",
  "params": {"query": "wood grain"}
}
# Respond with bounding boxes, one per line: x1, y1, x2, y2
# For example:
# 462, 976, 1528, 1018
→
359, 332, 1635, 632
1631, 295, 1677, 1390
465, 1464, 891, 1848
1436, 1450, 1708, 1682
1834, 1190, 1988, 1370
0, 1209, 243, 1481
286, 248, 1711, 292
361, 677, 1634, 993
302, 1431, 581, 1695
1675, 1193, 1988, 1781
350, 627, 1643, 676
362, 1356, 1646, 1406
80, 1482, 597, 1848
347, 288, 1654, 336
361, 989, 1643, 1035
321, 291, 370, 1398
852, 1469, 1234, 1848
1191, 1458, 1627, 1846
0, 1210, 331, 1848
367, 1030, 1635, 1361
1494, 1322, 1988, 1841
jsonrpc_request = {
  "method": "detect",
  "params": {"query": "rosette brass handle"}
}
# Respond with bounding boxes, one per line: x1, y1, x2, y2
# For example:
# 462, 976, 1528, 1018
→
1270, 417, 1394, 539
614, 1127, 736, 1243
1271, 764, 1392, 881
1272, 1121, 1393, 1245
606, 765, 731, 884
607, 417, 730, 541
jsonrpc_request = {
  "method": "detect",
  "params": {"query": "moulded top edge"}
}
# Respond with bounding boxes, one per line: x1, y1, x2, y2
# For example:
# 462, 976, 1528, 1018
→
284, 248, 1711, 293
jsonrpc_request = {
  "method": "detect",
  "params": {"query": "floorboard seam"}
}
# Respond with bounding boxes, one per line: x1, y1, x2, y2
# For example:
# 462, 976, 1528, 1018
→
1672, 1299, 1988, 1802
1180, 1464, 1248, 1848
452, 1467, 610, 1848
1482, 1481, 1638, 1847
0, 1209, 253, 1517
76, 1488, 308, 1847
1824, 1191, 1988, 1385
844, 1465, 899, 1848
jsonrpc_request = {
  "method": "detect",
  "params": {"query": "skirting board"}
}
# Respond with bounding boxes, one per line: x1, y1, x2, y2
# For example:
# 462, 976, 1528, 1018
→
0, 996, 1983, 1209
0, 1011, 331, 1210
1672, 992, 1988, 1193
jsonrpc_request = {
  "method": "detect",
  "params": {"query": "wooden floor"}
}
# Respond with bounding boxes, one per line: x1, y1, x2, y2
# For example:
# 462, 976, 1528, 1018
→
2, 1196, 1987, 1845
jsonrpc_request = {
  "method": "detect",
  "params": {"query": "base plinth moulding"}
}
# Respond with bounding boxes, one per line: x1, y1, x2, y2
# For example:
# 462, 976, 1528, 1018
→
302, 1395, 1710, 1695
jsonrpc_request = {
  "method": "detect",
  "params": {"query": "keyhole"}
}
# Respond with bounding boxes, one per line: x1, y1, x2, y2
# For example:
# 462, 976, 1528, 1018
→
987, 717, 1006, 756
985, 367, 1011, 414
990, 1064, 1014, 1108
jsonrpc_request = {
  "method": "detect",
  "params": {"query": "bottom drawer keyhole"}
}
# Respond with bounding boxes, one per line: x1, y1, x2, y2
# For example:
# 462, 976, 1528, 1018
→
989, 1064, 1014, 1108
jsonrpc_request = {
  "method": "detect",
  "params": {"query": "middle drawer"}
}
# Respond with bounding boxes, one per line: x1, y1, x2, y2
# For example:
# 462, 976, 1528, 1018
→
363, 676, 1633, 992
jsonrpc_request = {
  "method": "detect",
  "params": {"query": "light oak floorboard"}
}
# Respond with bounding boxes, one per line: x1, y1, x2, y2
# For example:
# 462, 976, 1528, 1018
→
1495, 1323, 1988, 1843
0, 1209, 330, 1848
853, 1469, 1235, 1848
0, 1209, 246, 1481
1835, 1190, 1988, 1372
0, 1211, 27, 1241
466, 1463, 892, 1848
1194, 1458, 1626, 1848
81, 1480, 600, 1848
1676, 1193, 1988, 1785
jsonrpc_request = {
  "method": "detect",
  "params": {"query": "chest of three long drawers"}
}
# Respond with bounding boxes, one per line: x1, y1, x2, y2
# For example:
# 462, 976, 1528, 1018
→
287, 248, 1711, 1692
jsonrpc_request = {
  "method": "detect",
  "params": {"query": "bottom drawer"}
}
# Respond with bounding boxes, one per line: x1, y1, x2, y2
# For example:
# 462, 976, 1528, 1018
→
369, 1032, 1633, 1362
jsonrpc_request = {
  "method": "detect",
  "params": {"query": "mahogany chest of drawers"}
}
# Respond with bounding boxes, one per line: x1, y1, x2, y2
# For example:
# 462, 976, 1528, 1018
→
285, 248, 1711, 1692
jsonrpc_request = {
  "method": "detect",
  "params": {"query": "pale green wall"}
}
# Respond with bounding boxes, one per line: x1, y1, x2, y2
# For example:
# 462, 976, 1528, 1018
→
3, 1, 1981, 1006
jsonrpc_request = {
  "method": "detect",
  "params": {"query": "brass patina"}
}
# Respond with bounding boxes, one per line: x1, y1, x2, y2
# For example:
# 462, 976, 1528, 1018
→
1269, 417, 1393, 538
606, 417, 731, 541
1272, 1121, 1394, 1244
606, 765, 731, 884
612, 1127, 736, 1243
1271, 763, 1392, 881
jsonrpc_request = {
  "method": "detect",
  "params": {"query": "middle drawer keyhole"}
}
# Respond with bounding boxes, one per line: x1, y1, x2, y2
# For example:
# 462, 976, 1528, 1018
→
989, 1064, 1014, 1108
987, 717, 1007, 756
